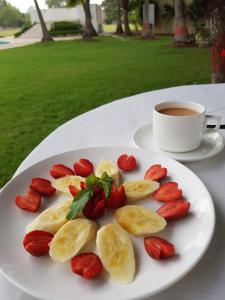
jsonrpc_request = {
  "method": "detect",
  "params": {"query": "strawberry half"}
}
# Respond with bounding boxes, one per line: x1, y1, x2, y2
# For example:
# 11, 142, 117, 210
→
153, 182, 182, 202
107, 184, 126, 209
71, 253, 103, 279
30, 178, 56, 197
80, 181, 86, 190
50, 164, 74, 179
144, 236, 175, 260
73, 159, 94, 177
15, 190, 41, 212
157, 200, 190, 221
83, 188, 106, 219
69, 185, 80, 197
144, 164, 167, 181
117, 154, 137, 171
23, 230, 54, 257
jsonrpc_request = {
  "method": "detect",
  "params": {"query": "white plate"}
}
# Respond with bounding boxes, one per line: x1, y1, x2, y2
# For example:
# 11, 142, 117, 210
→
0, 147, 215, 300
133, 123, 225, 162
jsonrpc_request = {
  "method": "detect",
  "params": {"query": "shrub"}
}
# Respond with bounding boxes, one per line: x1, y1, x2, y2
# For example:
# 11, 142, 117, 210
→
49, 21, 83, 36
161, 3, 174, 24
14, 22, 34, 38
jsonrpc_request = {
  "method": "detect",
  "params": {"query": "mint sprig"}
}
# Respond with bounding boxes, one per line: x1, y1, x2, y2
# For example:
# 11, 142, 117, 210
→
86, 172, 114, 198
66, 172, 114, 220
99, 172, 114, 198
66, 189, 93, 220
86, 174, 98, 189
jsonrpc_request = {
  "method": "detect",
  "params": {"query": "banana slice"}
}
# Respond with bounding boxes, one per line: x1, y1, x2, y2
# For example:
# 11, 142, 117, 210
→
26, 198, 73, 235
49, 219, 97, 263
123, 180, 159, 202
115, 205, 166, 236
95, 159, 119, 185
52, 175, 86, 194
96, 224, 135, 284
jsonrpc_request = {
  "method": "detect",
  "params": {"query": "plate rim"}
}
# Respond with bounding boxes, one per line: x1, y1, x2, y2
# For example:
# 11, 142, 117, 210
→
0, 146, 216, 300
133, 123, 225, 163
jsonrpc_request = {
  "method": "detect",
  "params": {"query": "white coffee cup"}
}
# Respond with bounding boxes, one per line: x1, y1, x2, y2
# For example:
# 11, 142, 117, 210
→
153, 101, 221, 153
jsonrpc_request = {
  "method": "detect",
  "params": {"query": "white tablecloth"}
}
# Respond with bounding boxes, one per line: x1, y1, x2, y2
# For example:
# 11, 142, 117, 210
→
1, 84, 225, 300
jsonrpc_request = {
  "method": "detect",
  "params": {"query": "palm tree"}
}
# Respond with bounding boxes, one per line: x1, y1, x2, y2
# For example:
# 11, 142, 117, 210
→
207, 0, 225, 82
142, 0, 153, 38
46, 0, 66, 8
121, 0, 132, 36
83, 0, 98, 39
34, 0, 53, 42
68, 0, 97, 39
115, 0, 124, 34
174, 0, 189, 44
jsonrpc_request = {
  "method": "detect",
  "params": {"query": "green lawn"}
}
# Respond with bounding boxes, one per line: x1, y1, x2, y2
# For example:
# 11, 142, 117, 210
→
0, 36, 210, 187
0, 28, 20, 37
103, 24, 140, 33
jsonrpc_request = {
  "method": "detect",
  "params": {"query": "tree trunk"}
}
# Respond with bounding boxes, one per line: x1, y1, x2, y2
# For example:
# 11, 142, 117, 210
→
82, 0, 98, 40
34, 0, 53, 42
207, 1, 225, 83
212, 33, 225, 82
115, 0, 124, 34
142, 0, 153, 39
174, 0, 189, 44
122, 0, 132, 36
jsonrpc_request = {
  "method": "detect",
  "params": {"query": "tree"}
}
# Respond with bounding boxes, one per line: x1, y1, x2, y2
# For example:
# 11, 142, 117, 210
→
174, 0, 189, 44
207, 0, 225, 82
129, 0, 141, 32
102, 0, 117, 24
46, 0, 66, 8
34, 0, 53, 42
115, 0, 124, 34
161, 3, 174, 25
121, 0, 132, 35
0, 3, 25, 27
187, 0, 207, 34
0, 0, 6, 10
142, 0, 153, 38
67, 0, 97, 39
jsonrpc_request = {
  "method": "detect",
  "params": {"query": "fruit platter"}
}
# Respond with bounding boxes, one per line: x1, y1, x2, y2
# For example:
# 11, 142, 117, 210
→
0, 147, 215, 300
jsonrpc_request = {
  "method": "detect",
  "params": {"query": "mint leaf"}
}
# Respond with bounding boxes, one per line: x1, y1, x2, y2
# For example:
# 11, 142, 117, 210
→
100, 172, 114, 198
86, 174, 99, 189
101, 172, 114, 184
66, 189, 93, 220
101, 181, 111, 198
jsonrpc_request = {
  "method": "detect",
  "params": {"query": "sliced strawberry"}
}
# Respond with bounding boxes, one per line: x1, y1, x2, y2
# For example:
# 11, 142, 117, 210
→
83, 188, 106, 219
144, 236, 175, 260
153, 182, 182, 202
93, 186, 102, 196
23, 230, 54, 257
50, 164, 74, 179
107, 184, 126, 209
73, 159, 94, 177
80, 181, 86, 190
157, 200, 190, 221
30, 178, 56, 197
71, 253, 103, 279
144, 164, 167, 181
117, 154, 137, 171
69, 185, 80, 197
15, 190, 41, 212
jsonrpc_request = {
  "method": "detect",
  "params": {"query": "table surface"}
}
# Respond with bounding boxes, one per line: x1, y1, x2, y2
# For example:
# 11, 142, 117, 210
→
1, 84, 225, 300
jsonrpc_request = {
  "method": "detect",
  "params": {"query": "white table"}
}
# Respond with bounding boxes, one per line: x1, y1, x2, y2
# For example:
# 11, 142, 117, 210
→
1, 84, 225, 300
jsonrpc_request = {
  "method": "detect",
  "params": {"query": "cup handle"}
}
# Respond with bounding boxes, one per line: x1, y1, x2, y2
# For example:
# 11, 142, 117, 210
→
204, 115, 221, 133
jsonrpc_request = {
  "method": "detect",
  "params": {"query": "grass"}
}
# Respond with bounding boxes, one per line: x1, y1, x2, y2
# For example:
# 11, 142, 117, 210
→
103, 24, 140, 33
0, 36, 211, 187
0, 28, 20, 37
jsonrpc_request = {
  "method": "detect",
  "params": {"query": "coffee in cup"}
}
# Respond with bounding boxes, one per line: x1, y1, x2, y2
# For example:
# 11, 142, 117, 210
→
153, 101, 221, 153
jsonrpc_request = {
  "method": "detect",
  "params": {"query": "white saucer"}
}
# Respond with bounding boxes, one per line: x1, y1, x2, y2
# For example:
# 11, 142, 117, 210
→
133, 123, 225, 163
